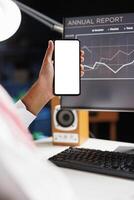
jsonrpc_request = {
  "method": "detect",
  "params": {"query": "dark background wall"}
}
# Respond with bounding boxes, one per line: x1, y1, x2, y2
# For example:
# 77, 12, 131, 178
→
1, 0, 134, 141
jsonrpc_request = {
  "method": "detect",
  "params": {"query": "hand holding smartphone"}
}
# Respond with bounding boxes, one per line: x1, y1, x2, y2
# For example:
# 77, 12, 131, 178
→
54, 39, 80, 96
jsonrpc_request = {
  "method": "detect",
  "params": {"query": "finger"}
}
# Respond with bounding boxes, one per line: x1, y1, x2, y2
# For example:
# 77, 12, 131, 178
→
80, 55, 84, 63
81, 71, 85, 77
80, 50, 84, 56
44, 40, 54, 61
80, 64, 84, 71
80, 50, 84, 63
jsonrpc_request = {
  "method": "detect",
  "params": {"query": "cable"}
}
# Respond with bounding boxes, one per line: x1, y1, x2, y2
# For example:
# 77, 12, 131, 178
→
90, 131, 96, 138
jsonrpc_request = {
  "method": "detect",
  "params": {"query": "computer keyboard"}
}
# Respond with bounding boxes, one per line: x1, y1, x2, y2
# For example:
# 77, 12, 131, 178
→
48, 147, 134, 180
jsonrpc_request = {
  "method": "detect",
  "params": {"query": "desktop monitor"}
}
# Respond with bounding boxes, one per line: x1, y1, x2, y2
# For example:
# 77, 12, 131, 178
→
61, 12, 134, 111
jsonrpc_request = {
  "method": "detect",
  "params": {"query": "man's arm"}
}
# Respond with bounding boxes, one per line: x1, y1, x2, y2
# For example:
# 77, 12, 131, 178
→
21, 40, 54, 116
20, 40, 85, 116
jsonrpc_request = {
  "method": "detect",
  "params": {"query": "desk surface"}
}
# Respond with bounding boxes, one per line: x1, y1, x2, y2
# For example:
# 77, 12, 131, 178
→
35, 138, 134, 200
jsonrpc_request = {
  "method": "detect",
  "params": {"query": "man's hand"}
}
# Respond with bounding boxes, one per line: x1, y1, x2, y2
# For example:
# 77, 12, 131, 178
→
21, 40, 85, 115
38, 40, 85, 99
38, 40, 54, 100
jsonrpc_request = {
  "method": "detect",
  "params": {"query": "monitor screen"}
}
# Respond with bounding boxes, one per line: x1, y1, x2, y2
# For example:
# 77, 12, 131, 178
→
61, 12, 134, 111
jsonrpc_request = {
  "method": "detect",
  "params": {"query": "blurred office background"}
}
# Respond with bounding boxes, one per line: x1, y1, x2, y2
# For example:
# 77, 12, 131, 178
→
1, 0, 134, 142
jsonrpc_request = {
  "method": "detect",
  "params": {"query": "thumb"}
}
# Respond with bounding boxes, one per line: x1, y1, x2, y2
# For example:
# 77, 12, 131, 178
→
45, 40, 54, 61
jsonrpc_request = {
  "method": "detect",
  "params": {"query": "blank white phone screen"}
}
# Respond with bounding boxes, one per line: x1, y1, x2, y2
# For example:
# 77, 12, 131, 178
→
54, 40, 80, 95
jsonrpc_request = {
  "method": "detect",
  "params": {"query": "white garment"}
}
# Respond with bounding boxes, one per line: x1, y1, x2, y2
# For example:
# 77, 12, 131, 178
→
15, 99, 36, 128
0, 84, 76, 200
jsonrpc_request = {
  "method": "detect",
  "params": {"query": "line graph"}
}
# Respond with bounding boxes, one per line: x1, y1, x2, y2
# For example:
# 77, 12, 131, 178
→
100, 49, 134, 62
76, 32, 134, 80
84, 60, 134, 74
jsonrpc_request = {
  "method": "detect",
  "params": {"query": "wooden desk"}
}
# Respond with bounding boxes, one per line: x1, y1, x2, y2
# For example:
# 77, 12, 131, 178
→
89, 112, 119, 140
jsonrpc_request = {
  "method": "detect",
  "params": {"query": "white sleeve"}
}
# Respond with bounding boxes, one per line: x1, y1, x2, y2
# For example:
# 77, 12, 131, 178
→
15, 100, 36, 128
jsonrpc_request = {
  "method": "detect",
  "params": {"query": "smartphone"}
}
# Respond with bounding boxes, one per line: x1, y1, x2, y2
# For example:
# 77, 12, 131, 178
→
54, 39, 80, 96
